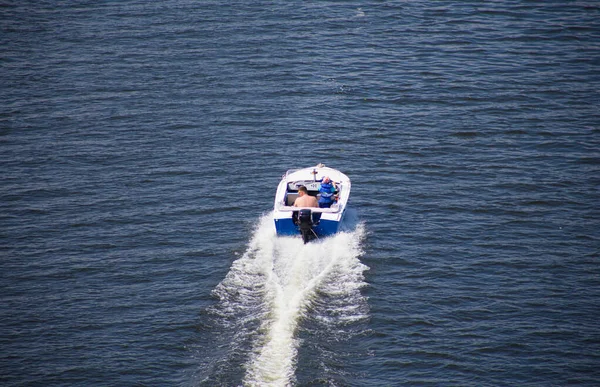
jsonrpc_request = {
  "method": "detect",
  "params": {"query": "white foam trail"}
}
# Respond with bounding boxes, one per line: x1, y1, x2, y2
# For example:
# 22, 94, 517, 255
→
215, 212, 369, 387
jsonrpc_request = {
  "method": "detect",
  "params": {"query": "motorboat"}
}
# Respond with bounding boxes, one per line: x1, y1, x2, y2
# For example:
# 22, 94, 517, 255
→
273, 164, 351, 243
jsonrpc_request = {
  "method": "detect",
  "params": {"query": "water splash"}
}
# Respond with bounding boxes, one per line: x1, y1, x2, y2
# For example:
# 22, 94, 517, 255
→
210, 212, 368, 386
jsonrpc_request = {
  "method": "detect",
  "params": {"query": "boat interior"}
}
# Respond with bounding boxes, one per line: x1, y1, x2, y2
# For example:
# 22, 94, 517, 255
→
283, 180, 341, 207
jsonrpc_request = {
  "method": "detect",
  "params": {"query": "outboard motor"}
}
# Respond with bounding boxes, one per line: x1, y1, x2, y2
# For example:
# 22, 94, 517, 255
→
298, 209, 316, 244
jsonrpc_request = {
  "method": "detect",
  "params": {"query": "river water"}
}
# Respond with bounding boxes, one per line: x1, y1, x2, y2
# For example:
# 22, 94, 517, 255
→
1, 1, 599, 386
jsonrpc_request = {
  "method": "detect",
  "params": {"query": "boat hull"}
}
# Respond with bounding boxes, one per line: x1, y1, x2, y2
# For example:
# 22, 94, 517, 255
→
274, 216, 342, 237
273, 164, 350, 241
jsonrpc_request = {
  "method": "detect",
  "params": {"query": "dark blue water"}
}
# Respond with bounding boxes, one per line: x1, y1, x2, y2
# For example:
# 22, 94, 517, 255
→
2, 1, 599, 386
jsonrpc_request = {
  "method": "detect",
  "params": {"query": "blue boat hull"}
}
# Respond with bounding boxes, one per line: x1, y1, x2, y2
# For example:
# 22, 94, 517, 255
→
275, 217, 341, 237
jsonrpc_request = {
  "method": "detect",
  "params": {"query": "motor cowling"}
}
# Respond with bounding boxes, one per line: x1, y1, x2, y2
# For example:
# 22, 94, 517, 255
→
298, 209, 313, 229
297, 209, 315, 244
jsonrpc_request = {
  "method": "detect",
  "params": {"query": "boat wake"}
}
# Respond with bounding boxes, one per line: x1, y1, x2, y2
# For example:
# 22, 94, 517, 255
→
198, 211, 369, 386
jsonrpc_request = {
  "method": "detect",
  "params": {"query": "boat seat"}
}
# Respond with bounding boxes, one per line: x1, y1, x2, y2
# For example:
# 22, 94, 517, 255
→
286, 193, 299, 206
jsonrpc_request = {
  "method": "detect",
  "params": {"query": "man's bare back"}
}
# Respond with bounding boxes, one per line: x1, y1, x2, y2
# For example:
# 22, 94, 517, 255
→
293, 186, 318, 207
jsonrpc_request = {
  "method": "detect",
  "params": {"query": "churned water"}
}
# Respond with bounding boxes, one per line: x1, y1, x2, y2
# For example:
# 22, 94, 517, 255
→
196, 214, 368, 386
1, 1, 599, 386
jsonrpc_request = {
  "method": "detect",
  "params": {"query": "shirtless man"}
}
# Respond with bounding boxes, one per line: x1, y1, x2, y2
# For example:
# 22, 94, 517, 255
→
293, 186, 318, 207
